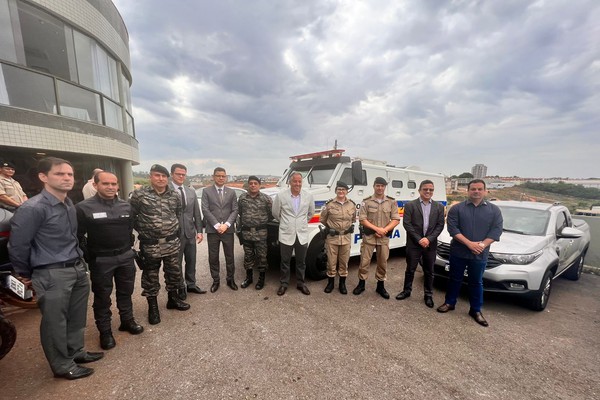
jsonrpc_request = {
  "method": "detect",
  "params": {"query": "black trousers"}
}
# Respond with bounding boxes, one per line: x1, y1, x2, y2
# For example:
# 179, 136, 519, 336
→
402, 242, 436, 296
89, 250, 136, 333
207, 233, 235, 282
179, 236, 198, 287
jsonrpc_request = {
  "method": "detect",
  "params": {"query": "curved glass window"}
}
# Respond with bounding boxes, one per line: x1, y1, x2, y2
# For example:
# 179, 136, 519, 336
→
73, 31, 119, 101
0, 63, 56, 113
57, 80, 101, 123
103, 97, 123, 130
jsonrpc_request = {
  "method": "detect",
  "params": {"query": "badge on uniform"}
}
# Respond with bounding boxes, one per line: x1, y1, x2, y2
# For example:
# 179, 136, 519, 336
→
92, 212, 108, 219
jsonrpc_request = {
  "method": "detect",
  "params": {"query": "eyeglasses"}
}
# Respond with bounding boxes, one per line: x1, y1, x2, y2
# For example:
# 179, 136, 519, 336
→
173, 173, 186, 177
421, 188, 434, 192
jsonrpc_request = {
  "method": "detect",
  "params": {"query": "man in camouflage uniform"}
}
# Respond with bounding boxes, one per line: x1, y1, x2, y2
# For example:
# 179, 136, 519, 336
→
319, 181, 356, 294
130, 164, 190, 325
353, 177, 400, 299
238, 176, 273, 290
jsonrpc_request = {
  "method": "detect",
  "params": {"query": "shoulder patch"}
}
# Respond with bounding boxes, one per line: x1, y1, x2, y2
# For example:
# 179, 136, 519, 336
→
386, 195, 395, 200
325, 198, 334, 204
362, 195, 372, 201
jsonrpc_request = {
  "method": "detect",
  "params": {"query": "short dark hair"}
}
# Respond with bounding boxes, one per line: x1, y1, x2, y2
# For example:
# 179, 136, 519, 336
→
94, 171, 117, 183
213, 167, 226, 175
37, 157, 72, 175
468, 179, 486, 190
171, 163, 187, 173
419, 179, 434, 190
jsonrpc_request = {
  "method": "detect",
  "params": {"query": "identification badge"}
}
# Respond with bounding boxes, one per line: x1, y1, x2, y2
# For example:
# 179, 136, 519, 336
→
92, 212, 108, 219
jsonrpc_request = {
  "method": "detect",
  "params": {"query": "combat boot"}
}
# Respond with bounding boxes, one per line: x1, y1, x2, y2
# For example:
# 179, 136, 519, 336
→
339, 277, 348, 295
166, 291, 191, 311
324, 277, 334, 293
147, 296, 160, 325
241, 269, 253, 288
376, 280, 390, 299
353, 279, 366, 295
255, 271, 266, 290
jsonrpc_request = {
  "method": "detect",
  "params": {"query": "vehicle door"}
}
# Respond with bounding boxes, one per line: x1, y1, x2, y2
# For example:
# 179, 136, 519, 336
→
554, 210, 579, 273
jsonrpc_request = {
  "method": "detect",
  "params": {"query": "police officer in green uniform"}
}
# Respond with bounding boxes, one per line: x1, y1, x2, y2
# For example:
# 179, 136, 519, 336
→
319, 181, 356, 294
130, 164, 190, 325
238, 176, 273, 290
353, 177, 400, 299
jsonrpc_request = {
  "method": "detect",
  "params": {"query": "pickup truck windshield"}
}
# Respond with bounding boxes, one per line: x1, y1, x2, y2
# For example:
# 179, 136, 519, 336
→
497, 206, 550, 236
283, 166, 337, 185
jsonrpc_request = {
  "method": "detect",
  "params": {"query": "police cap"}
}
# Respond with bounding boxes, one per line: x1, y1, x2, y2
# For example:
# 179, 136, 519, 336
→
248, 175, 261, 184
335, 181, 349, 190
150, 164, 169, 177
1, 161, 15, 169
374, 177, 388, 185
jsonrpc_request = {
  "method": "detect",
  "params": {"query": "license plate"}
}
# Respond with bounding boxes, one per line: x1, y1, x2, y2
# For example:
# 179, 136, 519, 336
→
6, 275, 33, 299
444, 263, 468, 277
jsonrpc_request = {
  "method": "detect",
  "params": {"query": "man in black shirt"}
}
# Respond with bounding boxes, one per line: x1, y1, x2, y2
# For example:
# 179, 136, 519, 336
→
76, 172, 143, 350
10, 157, 102, 380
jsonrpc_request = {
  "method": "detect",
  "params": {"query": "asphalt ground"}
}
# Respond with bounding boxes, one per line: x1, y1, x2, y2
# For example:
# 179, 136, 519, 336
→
1, 244, 599, 400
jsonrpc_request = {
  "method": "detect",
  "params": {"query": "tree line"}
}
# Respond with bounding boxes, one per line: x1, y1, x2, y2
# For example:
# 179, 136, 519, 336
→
522, 181, 600, 200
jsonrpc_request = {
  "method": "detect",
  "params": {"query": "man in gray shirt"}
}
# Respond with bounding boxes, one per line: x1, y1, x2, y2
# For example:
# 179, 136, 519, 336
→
10, 157, 103, 380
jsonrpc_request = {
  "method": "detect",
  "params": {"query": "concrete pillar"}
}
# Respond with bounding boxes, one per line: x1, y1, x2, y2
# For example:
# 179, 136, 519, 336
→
117, 159, 134, 199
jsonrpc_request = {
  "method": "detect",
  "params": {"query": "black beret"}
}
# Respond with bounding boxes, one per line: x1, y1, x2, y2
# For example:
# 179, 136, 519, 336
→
150, 164, 169, 177
374, 177, 388, 185
335, 181, 349, 190
248, 175, 261, 184
1, 161, 15, 169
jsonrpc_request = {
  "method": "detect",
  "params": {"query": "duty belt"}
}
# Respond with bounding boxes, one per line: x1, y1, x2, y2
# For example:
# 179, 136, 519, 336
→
329, 227, 354, 236
139, 233, 179, 245
240, 224, 267, 232
91, 246, 132, 257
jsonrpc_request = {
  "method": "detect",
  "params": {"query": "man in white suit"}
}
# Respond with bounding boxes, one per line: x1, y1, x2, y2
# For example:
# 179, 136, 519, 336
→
170, 164, 205, 300
201, 167, 238, 293
272, 172, 315, 296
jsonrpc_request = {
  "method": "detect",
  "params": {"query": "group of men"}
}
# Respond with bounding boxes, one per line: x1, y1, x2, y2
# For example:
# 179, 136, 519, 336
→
7, 156, 502, 380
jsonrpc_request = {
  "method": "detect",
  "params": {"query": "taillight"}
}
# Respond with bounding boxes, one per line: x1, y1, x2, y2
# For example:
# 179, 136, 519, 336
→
0, 231, 9, 238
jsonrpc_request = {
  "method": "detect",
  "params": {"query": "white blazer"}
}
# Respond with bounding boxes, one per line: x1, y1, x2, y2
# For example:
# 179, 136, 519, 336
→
272, 188, 315, 246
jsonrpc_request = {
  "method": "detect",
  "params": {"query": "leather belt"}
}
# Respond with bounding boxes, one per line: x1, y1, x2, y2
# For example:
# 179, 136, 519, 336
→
38, 259, 83, 270
139, 233, 179, 245
92, 246, 132, 257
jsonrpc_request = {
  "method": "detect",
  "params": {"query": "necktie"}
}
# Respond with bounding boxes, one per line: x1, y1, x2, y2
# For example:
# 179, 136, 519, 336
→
218, 188, 223, 203
178, 186, 186, 209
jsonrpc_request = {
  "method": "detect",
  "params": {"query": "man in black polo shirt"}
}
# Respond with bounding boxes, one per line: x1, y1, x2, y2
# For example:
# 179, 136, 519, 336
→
10, 157, 103, 380
76, 172, 143, 351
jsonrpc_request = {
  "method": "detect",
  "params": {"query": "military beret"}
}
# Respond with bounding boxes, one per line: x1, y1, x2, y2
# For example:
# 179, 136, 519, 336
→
1, 161, 15, 169
374, 177, 388, 185
248, 175, 261, 184
150, 164, 169, 177
335, 181, 349, 190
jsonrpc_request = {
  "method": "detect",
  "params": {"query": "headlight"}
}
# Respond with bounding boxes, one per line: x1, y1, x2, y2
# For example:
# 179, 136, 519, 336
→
491, 250, 543, 265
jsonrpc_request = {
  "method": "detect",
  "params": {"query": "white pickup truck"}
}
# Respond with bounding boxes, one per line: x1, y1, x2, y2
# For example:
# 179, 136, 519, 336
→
434, 201, 591, 311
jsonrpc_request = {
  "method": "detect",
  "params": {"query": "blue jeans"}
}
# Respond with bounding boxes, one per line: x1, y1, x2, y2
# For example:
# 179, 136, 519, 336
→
444, 255, 487, 312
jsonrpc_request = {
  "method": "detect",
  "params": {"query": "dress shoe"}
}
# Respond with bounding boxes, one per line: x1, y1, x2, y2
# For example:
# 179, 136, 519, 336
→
353, 279, 366, 295
227, 280, 238, 291
166, 291, 191, 310
277, 286, 287, 296
74, 351, 104, 364
424, 296, 434, 308
100, 332, 116, 350
118, 319, 144, 335
437, 303, 455, 313
54, 365, 94, 380
395, 291, 411, 300
375, 281, 390, 299
210, 282, 220, 293
187, 286, 207, 294
469, 309, 489, 327
178, 287, 187, 300
297, 285, 311, 295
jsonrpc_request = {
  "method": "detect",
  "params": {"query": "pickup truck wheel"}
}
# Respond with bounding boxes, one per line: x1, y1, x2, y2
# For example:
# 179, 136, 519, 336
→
305, 236, 327, 281
528, 270, 553, 311
563, 251, 586, 281
0, 313, 17, 360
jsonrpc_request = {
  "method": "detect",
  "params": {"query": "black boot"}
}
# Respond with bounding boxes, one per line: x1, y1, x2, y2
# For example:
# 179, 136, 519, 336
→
147, 296, 160, 325
353, 279, 366, 295
324, 277, 334, 293
376, 280, 390, 299
241, 269, 253, 288
339, 277, 348, 295
166, 291, 191, 311
178, 287, 187, 300
255, 271, 266, 290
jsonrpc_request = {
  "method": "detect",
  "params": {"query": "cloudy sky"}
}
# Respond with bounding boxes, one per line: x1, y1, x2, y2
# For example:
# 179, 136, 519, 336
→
113, 0, 599, 178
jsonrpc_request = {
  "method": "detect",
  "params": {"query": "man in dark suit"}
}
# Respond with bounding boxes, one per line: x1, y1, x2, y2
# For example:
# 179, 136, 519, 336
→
396, 179, 445, 308
201, 167, 238, 293
170, 164, 206, 299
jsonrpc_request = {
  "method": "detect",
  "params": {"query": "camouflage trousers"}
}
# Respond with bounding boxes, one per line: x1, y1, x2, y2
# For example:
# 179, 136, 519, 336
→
243, 240, 268, 273
141, 252, 183, 297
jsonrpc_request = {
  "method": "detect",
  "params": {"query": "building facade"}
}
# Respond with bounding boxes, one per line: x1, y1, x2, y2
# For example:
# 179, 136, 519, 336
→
0, 0, 137, 201
471, 163, 487, 179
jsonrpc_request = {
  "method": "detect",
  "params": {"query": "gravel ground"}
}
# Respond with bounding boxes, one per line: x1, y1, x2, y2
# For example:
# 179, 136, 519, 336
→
1, 244, 599, 400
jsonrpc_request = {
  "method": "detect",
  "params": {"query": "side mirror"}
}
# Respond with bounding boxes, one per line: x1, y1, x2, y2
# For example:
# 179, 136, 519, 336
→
351, 160, 363, 185
558, 226, 583, 238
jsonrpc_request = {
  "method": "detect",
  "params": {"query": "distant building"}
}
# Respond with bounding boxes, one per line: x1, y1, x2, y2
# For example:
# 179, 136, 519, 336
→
0, 0, 138, 201
471, 164, 488, 179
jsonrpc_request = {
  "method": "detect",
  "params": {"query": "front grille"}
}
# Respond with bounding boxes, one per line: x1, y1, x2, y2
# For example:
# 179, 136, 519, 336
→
436, 242, 502, 269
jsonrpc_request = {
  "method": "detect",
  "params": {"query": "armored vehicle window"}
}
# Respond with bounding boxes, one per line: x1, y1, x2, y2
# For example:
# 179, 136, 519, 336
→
340, 168, 367, 186
407, 181, 416, 189
391, 180, 403, 188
